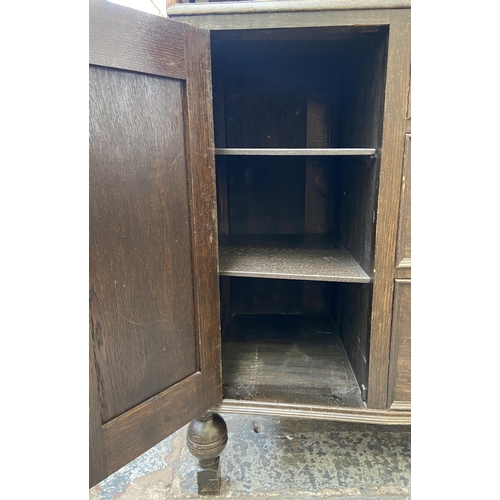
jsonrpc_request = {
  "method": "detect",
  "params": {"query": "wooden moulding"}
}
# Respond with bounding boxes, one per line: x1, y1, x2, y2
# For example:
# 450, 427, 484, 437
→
168, 1, 411, 16
168, 8, 392, 31
216, 400, 410, 425
215, 148, 376, 156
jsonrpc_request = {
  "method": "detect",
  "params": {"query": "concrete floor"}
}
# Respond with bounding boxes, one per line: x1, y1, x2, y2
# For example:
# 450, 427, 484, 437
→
90, 413, 410, 499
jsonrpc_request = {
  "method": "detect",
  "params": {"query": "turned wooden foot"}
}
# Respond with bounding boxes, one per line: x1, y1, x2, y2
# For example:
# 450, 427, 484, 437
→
186, 411, 228, 495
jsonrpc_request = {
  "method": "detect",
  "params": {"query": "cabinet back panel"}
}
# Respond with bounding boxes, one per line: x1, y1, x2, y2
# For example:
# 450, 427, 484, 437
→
229, 277, 304, 317
225, 94, 307, 148
227, 156, 305, 234
89, 67, 197, 423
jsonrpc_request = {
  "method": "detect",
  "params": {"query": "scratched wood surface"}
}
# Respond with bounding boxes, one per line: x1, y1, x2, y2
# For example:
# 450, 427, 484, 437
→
90, 66, 197, 423
222, 314, 365, 408
89, 1, 220, 487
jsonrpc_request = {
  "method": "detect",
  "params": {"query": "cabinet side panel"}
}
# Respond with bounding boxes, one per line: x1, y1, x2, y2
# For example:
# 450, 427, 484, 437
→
368, 9, 410, 409
89, 67, 197, 423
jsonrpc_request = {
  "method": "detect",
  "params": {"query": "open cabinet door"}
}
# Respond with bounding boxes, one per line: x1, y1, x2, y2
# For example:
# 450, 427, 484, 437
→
89, 0, 221, 487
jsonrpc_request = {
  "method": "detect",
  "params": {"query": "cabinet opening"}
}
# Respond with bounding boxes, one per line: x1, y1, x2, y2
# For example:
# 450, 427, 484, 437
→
220, 277, 371, 408
212, 26, 388, 408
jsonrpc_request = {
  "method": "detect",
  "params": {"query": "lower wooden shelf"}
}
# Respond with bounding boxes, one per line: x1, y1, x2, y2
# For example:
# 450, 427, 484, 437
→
219, 235, 371, 283
221, 314, 366, 409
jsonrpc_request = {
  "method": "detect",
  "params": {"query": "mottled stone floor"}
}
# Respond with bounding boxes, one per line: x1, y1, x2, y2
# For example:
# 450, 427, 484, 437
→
90, 413, 410, 499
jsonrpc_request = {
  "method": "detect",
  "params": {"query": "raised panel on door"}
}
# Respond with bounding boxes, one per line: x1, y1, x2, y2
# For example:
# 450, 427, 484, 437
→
89, 0, 221, 487
388, 279, 411, 409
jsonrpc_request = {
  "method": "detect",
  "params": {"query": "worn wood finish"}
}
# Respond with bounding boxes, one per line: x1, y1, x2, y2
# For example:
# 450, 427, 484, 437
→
90, 68, 197, 423
103, 373, 203, 474
168, 7, 392, 31
222, 315, 365, 408
395, 134, 411, 268
219, 235, 371, 283
394, 267, 411, 280
367, 9, 411, 409
216, 148, 376, 156
90, 0, 187, 80
184, 23, 222, 411
216, 399, 410, 425
388, 280, 411, 409
89, 2, 221, 487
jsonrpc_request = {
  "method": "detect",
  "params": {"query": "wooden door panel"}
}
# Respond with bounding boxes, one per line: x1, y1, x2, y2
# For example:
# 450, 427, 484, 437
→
388, 279, 411, 409
90, 67, 197, 423
89, 0, 220, 487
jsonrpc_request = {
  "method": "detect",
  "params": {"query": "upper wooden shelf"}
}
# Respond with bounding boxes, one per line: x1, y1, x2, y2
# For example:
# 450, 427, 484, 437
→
218, 235, 371, 283
215, 148, 377, 156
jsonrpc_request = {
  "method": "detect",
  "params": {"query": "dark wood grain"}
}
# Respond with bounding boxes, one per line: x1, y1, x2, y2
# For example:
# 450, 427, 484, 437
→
168, 8, 391, 31
222, 315, 366, 408
388, 280, 411, 409
219, 235, 371, 283
103, 373, 204, 474
395, 134, 411, 268
184, 23, 223, 411
89, 327, 107, 486
90, 67, 197, 422
89, 4, 221, 487
367, 9, 411, 409
90, 0, 187, 79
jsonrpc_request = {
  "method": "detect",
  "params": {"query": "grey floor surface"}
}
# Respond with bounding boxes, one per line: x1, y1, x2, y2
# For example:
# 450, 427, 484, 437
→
90, 413, 410, 500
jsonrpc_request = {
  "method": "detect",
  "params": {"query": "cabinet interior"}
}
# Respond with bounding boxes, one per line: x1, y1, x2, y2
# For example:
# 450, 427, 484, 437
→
211, 26, 389, 408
